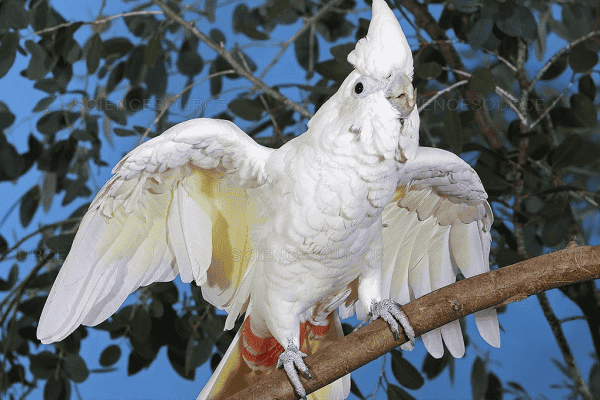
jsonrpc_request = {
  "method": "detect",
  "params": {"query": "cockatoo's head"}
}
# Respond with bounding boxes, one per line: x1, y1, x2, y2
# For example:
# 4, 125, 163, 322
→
308, 0, 418, 161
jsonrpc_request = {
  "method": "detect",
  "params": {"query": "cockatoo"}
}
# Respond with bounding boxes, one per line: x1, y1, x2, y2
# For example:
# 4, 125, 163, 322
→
37, 0, 500, 398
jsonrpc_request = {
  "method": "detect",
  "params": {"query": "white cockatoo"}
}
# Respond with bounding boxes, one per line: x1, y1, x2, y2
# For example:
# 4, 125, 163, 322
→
37, 0, 500, 398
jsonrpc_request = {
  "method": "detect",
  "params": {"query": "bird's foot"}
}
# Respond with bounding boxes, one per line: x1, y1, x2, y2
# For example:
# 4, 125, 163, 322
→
277, 340, 312, 399
369, 299, 415, 351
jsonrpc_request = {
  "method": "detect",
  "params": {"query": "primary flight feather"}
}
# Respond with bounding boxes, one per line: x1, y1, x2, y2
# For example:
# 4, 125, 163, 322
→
37, 0, 500, 398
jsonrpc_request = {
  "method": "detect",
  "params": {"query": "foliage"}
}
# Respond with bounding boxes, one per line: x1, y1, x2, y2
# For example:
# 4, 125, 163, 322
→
0, 0, 599, 399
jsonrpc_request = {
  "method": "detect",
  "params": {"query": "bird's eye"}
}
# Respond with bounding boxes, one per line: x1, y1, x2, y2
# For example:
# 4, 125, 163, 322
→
354, 82, 364, 94
352, 75, 379, 98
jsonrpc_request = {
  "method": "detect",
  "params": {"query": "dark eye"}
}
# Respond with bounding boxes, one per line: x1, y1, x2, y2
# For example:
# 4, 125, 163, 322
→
354, 82, 364, 94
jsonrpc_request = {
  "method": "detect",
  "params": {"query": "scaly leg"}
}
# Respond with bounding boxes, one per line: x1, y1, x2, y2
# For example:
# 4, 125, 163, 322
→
277, 339, 313, 399
369, 299, 415, 350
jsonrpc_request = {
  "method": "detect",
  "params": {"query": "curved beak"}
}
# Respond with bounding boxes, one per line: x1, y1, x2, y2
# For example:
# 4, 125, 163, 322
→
385, 71, 416, 118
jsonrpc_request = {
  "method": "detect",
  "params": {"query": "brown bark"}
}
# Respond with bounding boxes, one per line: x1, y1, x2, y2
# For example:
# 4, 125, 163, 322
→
225, 244, 600, 400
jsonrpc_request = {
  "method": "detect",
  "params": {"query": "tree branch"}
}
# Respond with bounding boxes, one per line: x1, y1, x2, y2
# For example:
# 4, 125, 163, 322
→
139, 69, 235, 143
225, 244, 600, 400
32, 11, 163, 36
259, 0, 344, 80
537, 291, 593, 400
152, 0, 312, 119
399, 0, 503, 149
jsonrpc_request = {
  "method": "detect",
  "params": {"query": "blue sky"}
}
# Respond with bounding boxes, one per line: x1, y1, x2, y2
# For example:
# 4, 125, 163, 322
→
0, 1, 597, 399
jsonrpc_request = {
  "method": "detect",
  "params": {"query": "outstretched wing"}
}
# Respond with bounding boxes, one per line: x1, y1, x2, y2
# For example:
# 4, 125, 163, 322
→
38, 118, 273, 344
381, 146, 500, 358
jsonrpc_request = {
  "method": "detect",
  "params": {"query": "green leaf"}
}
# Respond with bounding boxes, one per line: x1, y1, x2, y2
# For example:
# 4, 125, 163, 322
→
205, 0, 217, 22
20, 185, 41, 227
210, 29, 226, 46
0, 32, 18, 79
350, 378, 365, 399
106, 61, 126, 93
144, 33, 162, 68
42, 171, 55, 212
315, 59, 353, 83
416, 61, 443, 80
30, 351, 58, 380
129, 308, 152, 343
542, 202, 572, 246
62, 178, 91, 206
26, 39, 54, 80
589, 363, 600, 399
33, 96, 56, 113
421, 351, 450, 380
485, 372, 502, 400
102, 37, 133, 60
562, 3, 593, 39
391, 350, 424, 390
37, 110, 79, 135
548, 134, 583, 168
570, 93, 597, 127
471, 356, 487, 400
0, 0, 29, 30
127, 350, 153, 376
507, 381, 527, 394
315, 9, 354, 42
185, 338, 213, 375
177, 48, 203, 77
495, 4, 537, 40
125, 46, 147, 88
25, 270, 58, 290
7, 264, 18, 287
443, 109, 463, 154
114, 128, 137, 137
64, 353, 89, 383
387, 383, 416, 400
124, 87, 148, 112
0, 101, 15, 130
496, 247, 524, 268
541, 53, 568, 80
38, 138, 77, 173
98, 99, 127, 125
150, 282, 179, 304
228, 98, 263, 121
43, 376, 71, 400
44, 233, 76, 256
17, 296, 46, 320
34, 78, 62, 94
84, 34, 103, 74
168, 345, 196, 380
30, 0, 49, 31
579, 74, 596, 100
146, 57, 167, 97
233, 4, 269, 40
467, 18, 493, 49
295, 29, 319, 73
569, 43, 599, 73
469, 68, 495, 94
100, 345, 122, 367
330, 43, 354, 63
0, 234, 7, 255
124, 14, 159, 38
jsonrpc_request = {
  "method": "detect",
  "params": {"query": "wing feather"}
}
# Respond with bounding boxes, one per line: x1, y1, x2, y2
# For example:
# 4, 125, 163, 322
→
38, 119, 272, 344
382, 146, 499, 358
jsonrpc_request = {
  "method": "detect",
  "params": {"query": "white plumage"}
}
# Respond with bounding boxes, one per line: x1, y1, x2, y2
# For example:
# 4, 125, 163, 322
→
37, 1, 499, 399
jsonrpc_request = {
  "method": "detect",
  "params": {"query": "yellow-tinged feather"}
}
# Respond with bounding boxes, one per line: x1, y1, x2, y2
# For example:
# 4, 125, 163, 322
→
186, 170, 255, 311
391, 185, 406, 203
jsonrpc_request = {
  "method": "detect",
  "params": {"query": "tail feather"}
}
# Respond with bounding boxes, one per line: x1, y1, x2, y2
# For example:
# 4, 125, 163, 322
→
198, 312, 350, 400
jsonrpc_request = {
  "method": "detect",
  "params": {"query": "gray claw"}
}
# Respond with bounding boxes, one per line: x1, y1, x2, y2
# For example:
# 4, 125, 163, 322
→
277, 340, 312, 398
369, 299, 415, 350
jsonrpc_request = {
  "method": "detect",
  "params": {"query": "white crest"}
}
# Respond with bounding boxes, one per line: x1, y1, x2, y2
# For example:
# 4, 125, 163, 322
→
347, 0, 413, 80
